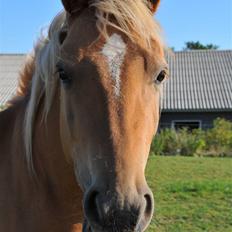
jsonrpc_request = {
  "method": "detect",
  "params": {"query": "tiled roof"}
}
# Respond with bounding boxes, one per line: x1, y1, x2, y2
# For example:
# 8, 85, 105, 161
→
0, 51, 232, 112
0, 54, 26, 106
163, 50, 232, 112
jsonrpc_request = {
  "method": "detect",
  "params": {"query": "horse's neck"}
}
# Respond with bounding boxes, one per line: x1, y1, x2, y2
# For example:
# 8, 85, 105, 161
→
0, 97, 28, 178
0, 95, 83, 230
0, 94, 64, 189
0, 95, 65, 179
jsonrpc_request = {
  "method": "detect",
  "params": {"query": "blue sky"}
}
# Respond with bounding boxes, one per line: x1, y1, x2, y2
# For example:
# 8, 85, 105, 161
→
0, 0, 231, 53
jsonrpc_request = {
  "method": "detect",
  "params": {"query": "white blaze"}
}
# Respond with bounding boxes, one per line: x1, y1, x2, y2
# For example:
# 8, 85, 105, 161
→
101, 34, 126, 97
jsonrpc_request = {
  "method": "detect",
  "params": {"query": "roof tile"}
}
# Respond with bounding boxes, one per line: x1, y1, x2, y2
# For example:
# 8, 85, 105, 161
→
0, 54, 26, 105
163, 50, 232, 112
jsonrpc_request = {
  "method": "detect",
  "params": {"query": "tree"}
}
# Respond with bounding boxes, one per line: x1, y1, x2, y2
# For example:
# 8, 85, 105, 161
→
184, 41, 219, 51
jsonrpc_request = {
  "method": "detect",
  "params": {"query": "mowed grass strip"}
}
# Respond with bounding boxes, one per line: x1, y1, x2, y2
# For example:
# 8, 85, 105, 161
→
146, 156, 232, 232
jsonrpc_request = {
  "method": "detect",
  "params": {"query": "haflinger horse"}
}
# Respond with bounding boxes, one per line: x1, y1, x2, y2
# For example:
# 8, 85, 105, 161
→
0, 0, 168, 231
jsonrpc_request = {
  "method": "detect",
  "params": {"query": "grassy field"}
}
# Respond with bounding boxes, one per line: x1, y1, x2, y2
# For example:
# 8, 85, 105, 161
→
146, 156, 232, 232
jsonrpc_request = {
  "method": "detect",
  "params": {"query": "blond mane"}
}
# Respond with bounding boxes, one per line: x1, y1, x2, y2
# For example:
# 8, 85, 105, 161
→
20, 0, 164, 173
92, 0, 163, 48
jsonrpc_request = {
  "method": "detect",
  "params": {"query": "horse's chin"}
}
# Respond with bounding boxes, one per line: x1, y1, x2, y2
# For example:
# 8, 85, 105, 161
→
83, 220, 145, 232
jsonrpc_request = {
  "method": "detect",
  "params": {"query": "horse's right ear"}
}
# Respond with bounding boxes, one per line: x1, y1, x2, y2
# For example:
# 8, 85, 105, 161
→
61, 0, 90, 14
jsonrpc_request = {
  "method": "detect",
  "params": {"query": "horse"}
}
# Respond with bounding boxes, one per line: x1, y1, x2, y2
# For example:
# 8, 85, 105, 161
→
0, 0, 168, 231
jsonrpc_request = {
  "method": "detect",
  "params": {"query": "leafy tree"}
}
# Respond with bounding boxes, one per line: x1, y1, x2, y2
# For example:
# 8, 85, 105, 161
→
184, 41, 219, 50
170, 47, 175, 51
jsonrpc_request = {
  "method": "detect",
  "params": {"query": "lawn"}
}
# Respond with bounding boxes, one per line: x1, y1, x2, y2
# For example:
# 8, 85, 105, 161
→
146, 156, 232, 232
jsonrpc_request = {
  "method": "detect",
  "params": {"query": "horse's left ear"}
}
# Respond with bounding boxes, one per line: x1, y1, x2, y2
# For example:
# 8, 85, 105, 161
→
148, 0, 161, 14
61, 0, 90, 14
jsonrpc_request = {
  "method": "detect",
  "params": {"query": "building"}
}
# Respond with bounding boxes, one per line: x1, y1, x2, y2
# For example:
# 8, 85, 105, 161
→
0, 54, 26, 106
0, 51, 232, 129
161, 50, 232, 129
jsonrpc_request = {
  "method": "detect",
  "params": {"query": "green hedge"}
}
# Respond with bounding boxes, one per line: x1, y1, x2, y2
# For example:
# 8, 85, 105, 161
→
151, 118, 232, 157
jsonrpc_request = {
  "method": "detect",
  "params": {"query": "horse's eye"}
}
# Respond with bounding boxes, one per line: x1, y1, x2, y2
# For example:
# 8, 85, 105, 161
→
57, 66, 70, 83
155, 70, 167, 85
58, 30, 68, 45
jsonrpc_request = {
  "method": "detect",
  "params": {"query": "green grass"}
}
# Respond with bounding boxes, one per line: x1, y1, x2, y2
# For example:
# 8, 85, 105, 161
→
146, 156, 232, 232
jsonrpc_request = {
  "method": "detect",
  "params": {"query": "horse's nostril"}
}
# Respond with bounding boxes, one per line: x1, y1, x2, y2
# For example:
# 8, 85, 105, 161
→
144, 193, 154, 220
84, 190, 100, 224
135, 192, 154, 231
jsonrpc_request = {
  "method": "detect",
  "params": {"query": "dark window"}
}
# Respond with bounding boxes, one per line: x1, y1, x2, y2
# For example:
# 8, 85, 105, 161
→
172, 121, 201, 130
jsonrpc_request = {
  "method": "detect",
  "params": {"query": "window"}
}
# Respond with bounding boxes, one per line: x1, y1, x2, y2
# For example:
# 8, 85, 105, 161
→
172, 120, 202, 130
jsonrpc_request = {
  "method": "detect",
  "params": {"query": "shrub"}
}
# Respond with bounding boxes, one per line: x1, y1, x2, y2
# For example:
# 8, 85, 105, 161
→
151, 128, 206, 156
151, 118, 232, 157
204, 118, 232, 157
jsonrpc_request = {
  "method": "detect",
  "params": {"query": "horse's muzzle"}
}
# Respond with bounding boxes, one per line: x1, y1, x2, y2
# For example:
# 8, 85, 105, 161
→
83, 187, 154, 232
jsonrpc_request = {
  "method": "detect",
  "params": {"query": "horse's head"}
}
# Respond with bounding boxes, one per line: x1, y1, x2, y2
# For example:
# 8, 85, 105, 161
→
58, 0, 167, 231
